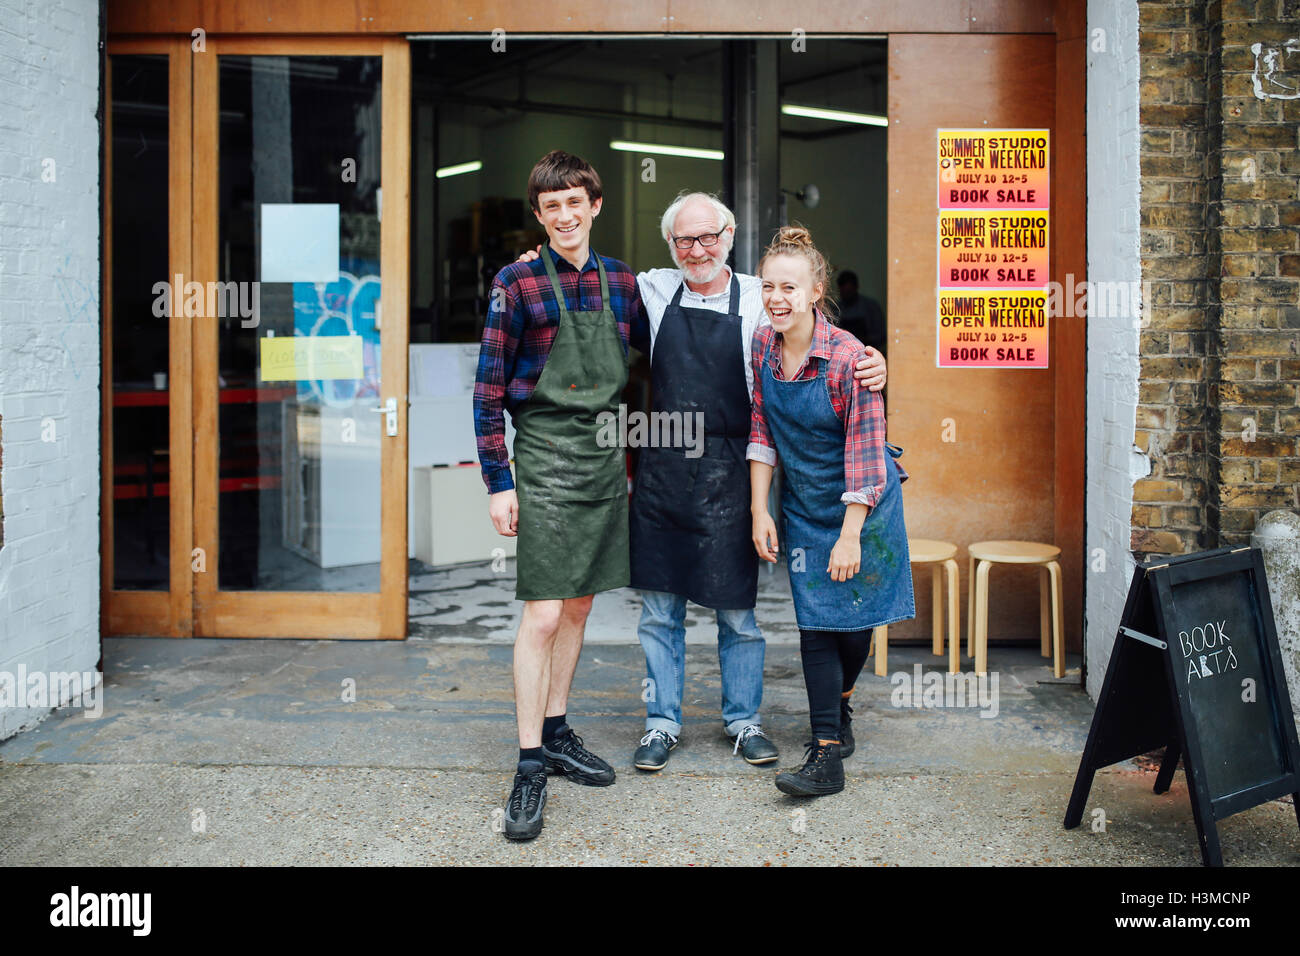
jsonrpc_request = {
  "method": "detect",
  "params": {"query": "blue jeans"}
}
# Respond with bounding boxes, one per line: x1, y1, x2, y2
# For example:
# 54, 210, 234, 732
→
637, 589, 765, 738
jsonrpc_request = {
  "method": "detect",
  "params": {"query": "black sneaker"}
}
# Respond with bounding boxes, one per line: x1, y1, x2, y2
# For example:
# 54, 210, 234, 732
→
839, 700, 856, 759
729, 724, 780, 765
503, 762, 547, 841
633, 729, 678, 771
775, 742, 845, 796
542, 724, 616, 786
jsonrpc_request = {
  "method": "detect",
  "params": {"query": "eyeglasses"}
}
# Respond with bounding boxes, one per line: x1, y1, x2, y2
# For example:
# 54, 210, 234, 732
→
669, 230, 726, 251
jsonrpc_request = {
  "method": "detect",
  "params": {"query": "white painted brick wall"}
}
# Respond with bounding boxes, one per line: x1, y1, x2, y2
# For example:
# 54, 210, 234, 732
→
0, 0, 102, 739
1086, 0, 1143, 699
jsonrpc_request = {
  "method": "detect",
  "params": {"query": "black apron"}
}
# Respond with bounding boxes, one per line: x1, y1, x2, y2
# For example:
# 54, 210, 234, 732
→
628, 273, 758, 610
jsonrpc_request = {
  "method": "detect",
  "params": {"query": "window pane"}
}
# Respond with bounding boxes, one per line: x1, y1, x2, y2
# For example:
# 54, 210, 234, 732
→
216, 55, 384, 592
110, 54, 170, 590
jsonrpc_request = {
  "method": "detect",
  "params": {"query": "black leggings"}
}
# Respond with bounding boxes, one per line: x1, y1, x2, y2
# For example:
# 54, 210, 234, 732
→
798, 628, 873, 741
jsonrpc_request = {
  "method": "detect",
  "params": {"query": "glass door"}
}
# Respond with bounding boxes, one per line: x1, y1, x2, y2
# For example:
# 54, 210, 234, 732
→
103, 38, 194, 636
191, 38, 409, 638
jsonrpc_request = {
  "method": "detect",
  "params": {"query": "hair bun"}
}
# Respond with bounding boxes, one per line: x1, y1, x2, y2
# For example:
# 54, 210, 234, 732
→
778, 225, 813, 247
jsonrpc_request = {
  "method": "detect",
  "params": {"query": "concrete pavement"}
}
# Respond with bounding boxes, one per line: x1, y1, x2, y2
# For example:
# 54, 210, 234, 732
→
2, 628, 1297, 865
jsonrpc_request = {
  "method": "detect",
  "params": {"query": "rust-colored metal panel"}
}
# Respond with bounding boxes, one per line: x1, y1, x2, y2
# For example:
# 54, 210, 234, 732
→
1054, 1, 1087, 655
109, 0, 1054, 35
887, 33, 1061, 647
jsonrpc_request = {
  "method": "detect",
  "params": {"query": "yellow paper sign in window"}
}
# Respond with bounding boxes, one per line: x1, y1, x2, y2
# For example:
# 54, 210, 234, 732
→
260, 335, 364, 381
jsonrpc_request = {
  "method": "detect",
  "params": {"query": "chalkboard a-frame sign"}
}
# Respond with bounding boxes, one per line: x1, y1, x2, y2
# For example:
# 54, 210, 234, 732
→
1064, 546, 1300, 866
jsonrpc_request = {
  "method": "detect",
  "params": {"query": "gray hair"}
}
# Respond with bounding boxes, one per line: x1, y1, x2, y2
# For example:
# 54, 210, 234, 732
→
660, 191, 737, 244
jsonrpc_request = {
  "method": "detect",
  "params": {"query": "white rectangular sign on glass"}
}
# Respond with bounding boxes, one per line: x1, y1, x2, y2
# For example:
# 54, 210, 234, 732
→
261, 203, 340, 283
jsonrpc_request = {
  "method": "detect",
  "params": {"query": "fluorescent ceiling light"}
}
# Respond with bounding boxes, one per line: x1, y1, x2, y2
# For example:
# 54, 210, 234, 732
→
436, 160, 482, 179
781, 104, 889, 127
609, 140, 724, 161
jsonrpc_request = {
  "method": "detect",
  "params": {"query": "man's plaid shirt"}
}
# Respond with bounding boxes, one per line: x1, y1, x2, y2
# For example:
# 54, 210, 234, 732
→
473, 244, 649, 494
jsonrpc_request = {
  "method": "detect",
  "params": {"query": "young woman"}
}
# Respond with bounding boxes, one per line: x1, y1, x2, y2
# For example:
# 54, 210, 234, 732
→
747, 226, 914, 796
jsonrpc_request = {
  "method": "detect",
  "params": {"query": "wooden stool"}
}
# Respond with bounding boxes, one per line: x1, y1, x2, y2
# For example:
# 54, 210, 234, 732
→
965, 540, 1064, 678
869, 538, 961, 677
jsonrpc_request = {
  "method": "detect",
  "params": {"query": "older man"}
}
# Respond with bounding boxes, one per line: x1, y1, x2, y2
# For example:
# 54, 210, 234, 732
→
627, 192, 886, 770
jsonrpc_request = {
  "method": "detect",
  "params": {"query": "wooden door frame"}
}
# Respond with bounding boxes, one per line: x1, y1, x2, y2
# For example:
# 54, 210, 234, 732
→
102, 37, 194, 637
190, 35, 409, 638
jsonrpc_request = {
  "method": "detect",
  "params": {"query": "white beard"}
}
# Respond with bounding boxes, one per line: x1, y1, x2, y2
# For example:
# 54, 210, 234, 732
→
677, 254, 728, 285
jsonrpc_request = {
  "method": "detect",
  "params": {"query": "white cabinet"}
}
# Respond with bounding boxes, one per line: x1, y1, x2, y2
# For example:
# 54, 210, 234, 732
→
282, 401, 382, 568
412, 464, 517, 567
408, 344, 514, 564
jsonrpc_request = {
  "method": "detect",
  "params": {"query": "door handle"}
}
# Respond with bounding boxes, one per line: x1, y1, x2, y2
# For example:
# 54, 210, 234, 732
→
370, 397, 398, 437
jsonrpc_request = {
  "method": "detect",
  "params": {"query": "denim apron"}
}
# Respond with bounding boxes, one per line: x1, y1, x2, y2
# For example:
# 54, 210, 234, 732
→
628, 274, 758, 610
760, 335, 915, 631
511, 248, 630, 601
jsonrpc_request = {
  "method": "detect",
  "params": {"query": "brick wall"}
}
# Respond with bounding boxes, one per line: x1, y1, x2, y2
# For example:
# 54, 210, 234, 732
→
0, 0, 102, 740
1134, 0, 1300, 557
1212, 6, 1300, 540
1134, 0, 1213, 555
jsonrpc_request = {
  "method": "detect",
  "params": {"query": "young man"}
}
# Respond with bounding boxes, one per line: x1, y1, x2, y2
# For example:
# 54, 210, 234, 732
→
473, 151, 647, 841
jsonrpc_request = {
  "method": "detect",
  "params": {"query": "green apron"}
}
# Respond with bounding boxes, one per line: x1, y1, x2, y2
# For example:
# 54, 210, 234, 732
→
511, 248, 630, 601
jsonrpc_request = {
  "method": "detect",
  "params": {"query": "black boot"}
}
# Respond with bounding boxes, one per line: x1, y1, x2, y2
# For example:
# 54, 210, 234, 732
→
804, 700, 856, 758
774, 741, 845, 796
839, 699, 855, 759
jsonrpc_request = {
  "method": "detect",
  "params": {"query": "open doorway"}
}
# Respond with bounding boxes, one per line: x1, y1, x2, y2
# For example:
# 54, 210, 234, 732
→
403, 37, 888, 638
778, 39, 889, 357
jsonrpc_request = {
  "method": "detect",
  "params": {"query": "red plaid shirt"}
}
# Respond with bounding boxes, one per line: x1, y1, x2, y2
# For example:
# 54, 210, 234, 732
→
746, 310, 904, 510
